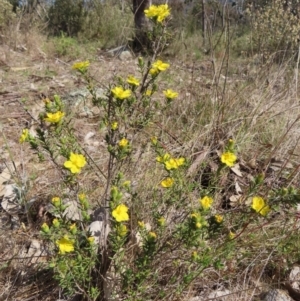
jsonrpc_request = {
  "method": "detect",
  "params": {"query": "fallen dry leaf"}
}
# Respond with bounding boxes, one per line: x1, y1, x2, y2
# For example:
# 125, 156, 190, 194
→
2, 184, 22, 214
0, 168, 11, 197
187, 150, 208, 176
231, 163, 243, 177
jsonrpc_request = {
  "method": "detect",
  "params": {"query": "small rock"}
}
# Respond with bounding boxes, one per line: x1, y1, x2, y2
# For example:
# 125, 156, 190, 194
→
289, 265, 300, 290
119, 50, 132, 61
0, 212, 12, 230
208, 289, 231, 300
88, 221, 103, 245
30, 83, 38, 91
69, 89, 89, 98
23, 239, 47, 264
95, 88, 107, 99
48, 199, 82, 221
262, 289, 293, 301
2, 184, 22, 214
84, 131, 95, 145
106, 45, 127, 57
63, 199, 82, 221
78, 111, 90, 118
90, 106, 100, 116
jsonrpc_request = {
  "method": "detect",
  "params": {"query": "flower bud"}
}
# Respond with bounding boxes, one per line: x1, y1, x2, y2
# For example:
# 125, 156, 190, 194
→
41, 223, 50, 233
138, 56, 144, 69
229, 231, 235, 240
138, 221, 145, 229
255, 173, 265, 185
148, 231, 157, 242
214, 215, 223, 224
52, 218, 60, 228
191, 251, 199, 261
88, 237, 95, 244
157, 217, 166, 227
69, 223, 77, 235
228, 139, 235, 152
151, 136, 158, 146
52, 197, 61, 208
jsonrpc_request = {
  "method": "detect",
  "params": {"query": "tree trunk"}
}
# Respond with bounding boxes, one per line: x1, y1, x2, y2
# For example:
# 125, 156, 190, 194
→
202, 0, 206, 45
132, 0, 151, 52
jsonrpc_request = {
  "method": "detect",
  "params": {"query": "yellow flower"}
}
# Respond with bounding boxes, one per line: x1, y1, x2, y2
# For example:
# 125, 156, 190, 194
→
252, 196, 270, 216
52, 218, 60, 228
145, 90, 152, 96
144, 5, 159, 18
138, 221, 145, 228
123, 180, 131, 188
127, 75, 140, 86
41, 223, 50, 233
221, 152, 237, 167
64, 152, 87, 174
111, 86, 132, 100
117, 224, 128, 237
52, 197, 61, 207
196, 222, 202, 228
165, 158, 178, 170
165, 157, 185, 170
56, 235, 75, 254
152, 60, 170, 72
119, 138, 129, 148
157, 4, 171, 22
148, 231, 157, 240
112, 204, 129, 222
19, 129, 29, 143
88, 236, 95, 244
78, 193, 86, 202
149, 68, 159, 76
175, 158, 185, 166
161, 177, 174, 188
199, 196, 213, 210
163, 89, 178, 99
72, 61, 90, 71
44, 111, 65, 123
214, 215, 223, 224
144, 4, 170, 23
69, 223, 77, 234
111, 121, 118, 130
156, 153, 171, 163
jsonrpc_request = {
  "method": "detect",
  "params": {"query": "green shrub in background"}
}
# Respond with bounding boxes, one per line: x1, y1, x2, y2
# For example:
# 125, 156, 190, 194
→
79, 2, 133, 47
0, 0, 15, 31
46, 0, 132, 48
248, 0, 300, 60
51, 32, 80, 58
47, 0, 84, 36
